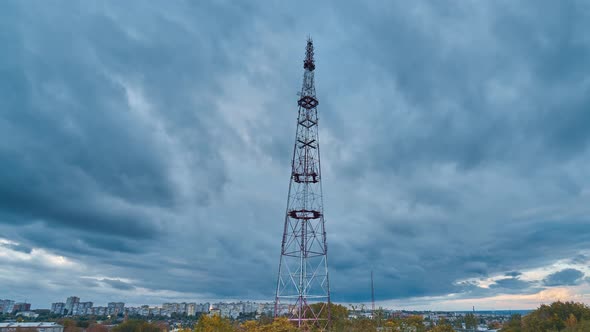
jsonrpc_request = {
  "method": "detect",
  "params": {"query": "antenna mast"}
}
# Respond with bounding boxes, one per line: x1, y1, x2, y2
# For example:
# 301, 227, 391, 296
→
274, 38, 331, 331
371, 271, 375, 313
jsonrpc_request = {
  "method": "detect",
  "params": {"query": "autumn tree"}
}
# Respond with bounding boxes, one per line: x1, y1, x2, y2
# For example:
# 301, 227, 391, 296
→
384, 319, 400, 332
346, 318, 377, 332
194, 314, 234, 332
239, 318, 300, 332
58, 319, 81, 332
488, 321, 502, 330
261, 318, 298, 332
112, 320, 163, 332
521, 301, 590, 332
401, 315, 426, 332
87, 323, 109, 332
430, 324, 454, 332
565, 313, 578, 330
238, 320, 260, 332
501, 301, 590, 332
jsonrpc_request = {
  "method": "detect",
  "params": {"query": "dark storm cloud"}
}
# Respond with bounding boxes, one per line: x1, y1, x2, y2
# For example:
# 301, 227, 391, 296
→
1, 0, 590, 308
0, 1, 229, 236
490, 278, 533, 290
543, 269, 585, 287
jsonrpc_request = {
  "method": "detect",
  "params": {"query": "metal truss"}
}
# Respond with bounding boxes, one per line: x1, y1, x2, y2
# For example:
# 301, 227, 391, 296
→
275, 38, 331, 331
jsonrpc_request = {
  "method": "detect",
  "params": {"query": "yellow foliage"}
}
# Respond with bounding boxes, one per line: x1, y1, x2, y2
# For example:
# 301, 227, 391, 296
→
194, 314, 234, 332
565, 313, 578, 328
239, 318, 297, 332
238, 321, 259, 332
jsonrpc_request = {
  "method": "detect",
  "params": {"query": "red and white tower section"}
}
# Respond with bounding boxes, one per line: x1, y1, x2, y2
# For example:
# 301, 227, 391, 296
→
275, 38, 331, 330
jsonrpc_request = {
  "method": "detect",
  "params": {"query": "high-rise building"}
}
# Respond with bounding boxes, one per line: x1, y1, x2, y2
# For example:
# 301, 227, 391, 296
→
72, 302, 92, 315
199, 303, 210, 313
12, 303, 31, 314
51, 303, 65, 315
107, 302, 124, 315
187, 303, 196, 316
0, 300, 15, 314
65, 297, 79, 315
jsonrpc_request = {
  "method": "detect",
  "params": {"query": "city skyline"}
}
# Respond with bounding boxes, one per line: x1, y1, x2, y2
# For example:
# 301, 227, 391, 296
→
1, 1, 590, 312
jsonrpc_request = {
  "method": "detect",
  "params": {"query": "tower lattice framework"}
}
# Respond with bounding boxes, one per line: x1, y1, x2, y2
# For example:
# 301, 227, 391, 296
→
275, 38, 331, 331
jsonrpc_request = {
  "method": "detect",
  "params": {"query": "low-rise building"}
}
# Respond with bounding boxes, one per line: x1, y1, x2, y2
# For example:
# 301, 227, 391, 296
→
16, 311, 40, 319
0, 323, 63, 332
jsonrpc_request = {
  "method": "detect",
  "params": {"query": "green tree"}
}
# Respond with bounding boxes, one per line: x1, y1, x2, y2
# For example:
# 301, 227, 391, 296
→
464, 313, 478, 330
305, 302, 348, 331
503, 301, 590, 332
500, 314, 522, 332
453, 316, 463, 329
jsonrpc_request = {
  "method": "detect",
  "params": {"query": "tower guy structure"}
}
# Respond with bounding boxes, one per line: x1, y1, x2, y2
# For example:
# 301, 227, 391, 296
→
275, 38, 331, 330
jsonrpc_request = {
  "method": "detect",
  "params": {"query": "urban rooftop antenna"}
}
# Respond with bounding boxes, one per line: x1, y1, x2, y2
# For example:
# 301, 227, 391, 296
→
274, 38, 331, 331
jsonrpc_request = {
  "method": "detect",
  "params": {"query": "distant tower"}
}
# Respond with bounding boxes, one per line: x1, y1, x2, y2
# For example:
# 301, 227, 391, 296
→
371, 271, 375, 313
275, 38, 331, 330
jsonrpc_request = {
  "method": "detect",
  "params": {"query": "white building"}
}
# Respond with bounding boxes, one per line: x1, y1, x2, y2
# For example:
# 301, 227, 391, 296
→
0, 323, 63, 332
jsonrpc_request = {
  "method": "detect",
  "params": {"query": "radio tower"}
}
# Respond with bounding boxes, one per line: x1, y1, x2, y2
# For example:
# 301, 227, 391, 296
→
371, 271, 375, 313
275, 38, 331, 331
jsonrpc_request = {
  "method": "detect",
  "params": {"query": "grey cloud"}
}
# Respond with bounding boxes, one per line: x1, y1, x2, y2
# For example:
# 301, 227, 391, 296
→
2, 0, 590, 308
543, 269, 585, 287
101, 279, 136, 291
505, 271, 522, 277
0, 241, 32, 254
490, 277, 532, 290
571, 254, 589, 264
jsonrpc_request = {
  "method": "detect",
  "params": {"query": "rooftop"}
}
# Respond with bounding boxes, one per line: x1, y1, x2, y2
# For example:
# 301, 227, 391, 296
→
0, 323, 63, 328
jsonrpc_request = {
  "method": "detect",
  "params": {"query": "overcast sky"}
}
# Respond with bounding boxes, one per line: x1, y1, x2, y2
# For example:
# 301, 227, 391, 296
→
1, 0, 590, 311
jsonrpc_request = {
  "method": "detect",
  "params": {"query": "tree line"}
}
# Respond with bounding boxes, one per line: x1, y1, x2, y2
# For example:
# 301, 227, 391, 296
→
53, 300, 590, 332
501, 301, 590, 332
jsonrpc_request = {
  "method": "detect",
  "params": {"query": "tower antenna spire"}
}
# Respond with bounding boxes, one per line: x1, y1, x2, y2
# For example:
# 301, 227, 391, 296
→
275, 38, 331, 331
371, 271, 375, 313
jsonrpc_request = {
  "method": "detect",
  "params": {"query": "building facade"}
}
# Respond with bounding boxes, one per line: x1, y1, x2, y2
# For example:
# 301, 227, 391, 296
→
50, 303, 65, 315
0, 323, 63, 332
0, 300, 15, 314
65, 297, 79, 315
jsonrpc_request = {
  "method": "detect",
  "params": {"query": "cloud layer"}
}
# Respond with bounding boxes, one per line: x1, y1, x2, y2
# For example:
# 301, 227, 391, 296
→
1, 0, 590, 309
